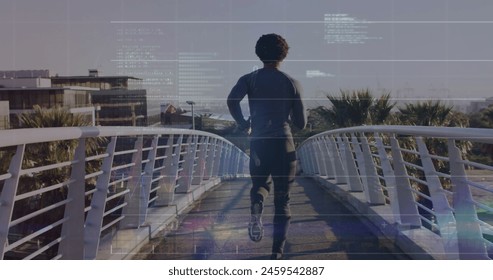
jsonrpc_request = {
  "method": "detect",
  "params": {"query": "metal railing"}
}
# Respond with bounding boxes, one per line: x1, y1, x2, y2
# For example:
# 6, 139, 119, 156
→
0, 126, 249, 260
297, 125, 493, 260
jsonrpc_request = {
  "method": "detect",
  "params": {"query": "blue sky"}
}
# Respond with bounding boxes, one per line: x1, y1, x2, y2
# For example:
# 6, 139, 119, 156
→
1, 0, 493, 108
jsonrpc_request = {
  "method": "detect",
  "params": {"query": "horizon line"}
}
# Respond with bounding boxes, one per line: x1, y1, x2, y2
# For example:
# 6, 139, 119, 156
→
112, 59, 493, 62
110, 20, 493, 24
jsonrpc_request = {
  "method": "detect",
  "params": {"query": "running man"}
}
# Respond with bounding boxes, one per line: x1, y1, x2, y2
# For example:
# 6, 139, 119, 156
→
227, 33, 307, 260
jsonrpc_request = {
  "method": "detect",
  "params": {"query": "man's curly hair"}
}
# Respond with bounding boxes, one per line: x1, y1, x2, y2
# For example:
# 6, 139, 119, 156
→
255, 33, 289, 63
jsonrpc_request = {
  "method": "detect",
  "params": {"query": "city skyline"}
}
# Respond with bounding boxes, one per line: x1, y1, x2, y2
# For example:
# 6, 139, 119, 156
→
1, 0, 493, 110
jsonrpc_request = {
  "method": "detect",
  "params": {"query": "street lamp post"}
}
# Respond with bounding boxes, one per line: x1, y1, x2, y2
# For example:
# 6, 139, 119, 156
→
186, 100, 195, 130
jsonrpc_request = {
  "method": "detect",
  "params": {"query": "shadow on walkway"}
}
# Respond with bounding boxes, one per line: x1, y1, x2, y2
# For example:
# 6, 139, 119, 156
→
134, 178, 408, 260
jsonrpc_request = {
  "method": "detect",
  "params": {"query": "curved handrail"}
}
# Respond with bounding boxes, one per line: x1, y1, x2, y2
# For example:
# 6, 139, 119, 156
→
0, 126, 249, 260
0, 126, 237, 148
302, 125, 493, 145
298, 125, 493, 260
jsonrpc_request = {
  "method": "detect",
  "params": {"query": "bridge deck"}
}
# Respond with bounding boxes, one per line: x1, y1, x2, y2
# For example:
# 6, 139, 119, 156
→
133, 178, 408, 260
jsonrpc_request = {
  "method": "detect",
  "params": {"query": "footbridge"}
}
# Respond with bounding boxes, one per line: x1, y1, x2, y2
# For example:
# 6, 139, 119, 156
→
0, 126, 492, 260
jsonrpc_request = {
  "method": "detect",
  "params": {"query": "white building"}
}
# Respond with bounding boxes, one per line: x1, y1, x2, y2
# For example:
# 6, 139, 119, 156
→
0, 70, 98, 127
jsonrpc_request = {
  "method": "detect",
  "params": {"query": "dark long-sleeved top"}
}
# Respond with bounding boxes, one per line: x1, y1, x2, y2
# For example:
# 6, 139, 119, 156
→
227, 68, 307, 139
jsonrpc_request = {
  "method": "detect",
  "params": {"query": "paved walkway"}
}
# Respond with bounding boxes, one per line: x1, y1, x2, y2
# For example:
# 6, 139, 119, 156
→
133, 177, 408, 260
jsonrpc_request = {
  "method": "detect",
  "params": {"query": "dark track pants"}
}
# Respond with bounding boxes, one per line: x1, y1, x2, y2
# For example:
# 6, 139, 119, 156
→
249, 137, 297, 254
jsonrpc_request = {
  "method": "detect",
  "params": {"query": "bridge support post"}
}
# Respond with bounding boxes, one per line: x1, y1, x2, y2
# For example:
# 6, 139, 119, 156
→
350, 134, 367, 192
237, 147, 246, 177
311, 141, 321, 175
84, 136, 117, 260
59, 139, 86, 259
218, 142, 230, 178
448, 139, 489, 259
342, 136, 363, 192
229, 147, 238, 178
390, 136, 421, 227
374, 134, 400, 223
328, 136, 346, 184
321, 137, 335, 179
359, 134, 386, 205
306, 141, 317, 175
315, 139, 328, 177
192, 136, 208, 185
416, 137, 459, 259
212, 141, 223, 178
155, 135, 180, 206
0, 144, 25, 260
121, 136, 144, 228
203, 138, 216, 180
140, 136, 158, 216
177, 135, 197, 192
310, 139, 320, 175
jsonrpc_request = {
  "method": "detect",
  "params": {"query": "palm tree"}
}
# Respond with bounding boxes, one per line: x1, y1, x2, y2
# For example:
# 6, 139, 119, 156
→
324, 89, 395, 128
8, 105, 104, 259
398, 100, 453, 126
371, 92, 395, 124
396, 100, 470, 164
396, 100, 471, 228
17, 105, 103, 192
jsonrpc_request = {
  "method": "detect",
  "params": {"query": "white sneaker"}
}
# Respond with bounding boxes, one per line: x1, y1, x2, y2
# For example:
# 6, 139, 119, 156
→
248, 202, 264, 242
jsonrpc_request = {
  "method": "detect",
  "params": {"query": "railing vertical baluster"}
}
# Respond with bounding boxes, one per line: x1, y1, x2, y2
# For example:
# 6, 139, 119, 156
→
84, 136, 117, 260
342, 135, 363, 192
350, 133, 368, 192
238, 149, 244, 176
233, 148, 240, 177
155, 134, 181, 206
374, 133, 400, 222
389, 135, 421, 227
315, 138, 328, 177
415, 137, 458, 258
335, 136, 347, 171
203, 138, 216, 180
328, 136, 346, 184
448, 139, 489, 259
177, 135, 197, 193
59, 139, 86, 259
141, 136, 158, 210
228, 145, 234, 177
218, 142, 229, 178
321, 136, 334, 179
227, 145, 234, 177
359, 134, 386, 205
237, 147, 245, 177
212, 141, 223, 178
310, 140, 320, 175
306, 140, 315, 176
309, 142, 318, 175
0, 144, 25, 260
192, 136, 208, 185
299, 145, 308, 174
227, 146, 235, 177
121, 136, 144, 228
